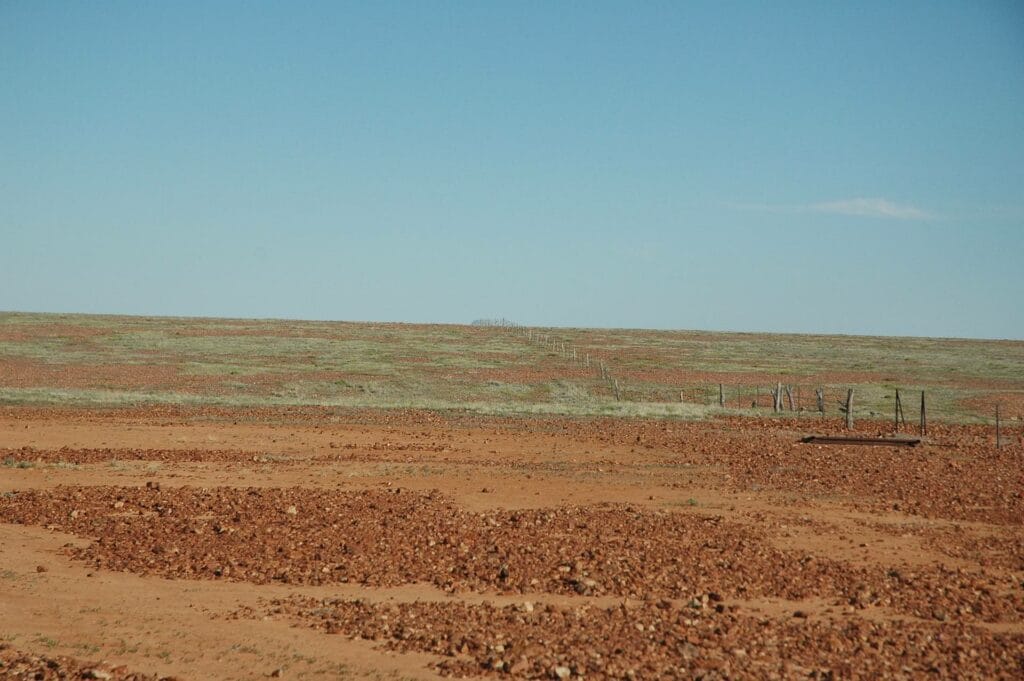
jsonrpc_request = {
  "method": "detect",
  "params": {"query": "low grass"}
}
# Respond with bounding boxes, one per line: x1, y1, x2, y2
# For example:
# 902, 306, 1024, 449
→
0, 386, 710, 419
1, 311, 1021, 423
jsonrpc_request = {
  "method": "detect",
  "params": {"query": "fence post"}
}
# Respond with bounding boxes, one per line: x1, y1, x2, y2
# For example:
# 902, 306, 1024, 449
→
920, 391, 927, 436
845, 388, 855, 430
894, 389, 902, 431
996, 403, 1002, 449
816, 387, 825, 414
719, 384, 724, 407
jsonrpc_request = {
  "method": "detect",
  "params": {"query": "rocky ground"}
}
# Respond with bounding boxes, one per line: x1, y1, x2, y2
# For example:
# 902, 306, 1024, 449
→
0, 643, 177, 680
253, 596, 1024, 679
0, 406, 1021, 679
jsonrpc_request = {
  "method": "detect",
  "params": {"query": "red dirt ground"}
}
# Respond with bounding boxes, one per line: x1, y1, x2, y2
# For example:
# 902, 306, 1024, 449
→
0, 406, 1021, 679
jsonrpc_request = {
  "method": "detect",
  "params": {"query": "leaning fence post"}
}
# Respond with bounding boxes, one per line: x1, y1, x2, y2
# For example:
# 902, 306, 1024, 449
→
894, 389, 902, 431
996, 403, 1002, 449
897, 387, 905, 430
845, 388, 855, 430
920, 391, 927, 436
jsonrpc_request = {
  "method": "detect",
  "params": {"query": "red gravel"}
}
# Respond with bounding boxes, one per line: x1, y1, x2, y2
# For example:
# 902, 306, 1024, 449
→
1, 487, 1020, 624
1, 446, 295, 465
254, 596, 1024, 680
0, 644, 174, 680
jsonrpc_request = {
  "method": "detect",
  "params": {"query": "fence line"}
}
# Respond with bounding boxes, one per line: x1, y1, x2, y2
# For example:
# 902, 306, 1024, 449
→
490, 322, 1018, 444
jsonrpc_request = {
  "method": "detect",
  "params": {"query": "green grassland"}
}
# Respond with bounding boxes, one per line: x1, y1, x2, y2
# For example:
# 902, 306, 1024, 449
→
0, 311, 1021, 423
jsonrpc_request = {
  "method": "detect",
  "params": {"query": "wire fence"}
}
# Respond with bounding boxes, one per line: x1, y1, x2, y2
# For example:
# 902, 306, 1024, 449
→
492, 321, 1020, 447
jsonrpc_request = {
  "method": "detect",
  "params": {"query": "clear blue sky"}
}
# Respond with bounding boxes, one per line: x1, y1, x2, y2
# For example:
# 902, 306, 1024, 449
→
2, 2, 1022, 339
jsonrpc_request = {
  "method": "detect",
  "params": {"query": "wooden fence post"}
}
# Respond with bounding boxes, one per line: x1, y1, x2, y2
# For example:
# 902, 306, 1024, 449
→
920, 391, 927, 436
785, 385, 795, 411
719, 384, 724, 407
996, 403, 1002, 449
816, 387, 825, 414
845, 388, 855, 430
894, 389, 904, 430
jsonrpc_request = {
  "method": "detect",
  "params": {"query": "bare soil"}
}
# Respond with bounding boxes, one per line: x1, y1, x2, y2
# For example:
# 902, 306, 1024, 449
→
0, 406, 1022, 679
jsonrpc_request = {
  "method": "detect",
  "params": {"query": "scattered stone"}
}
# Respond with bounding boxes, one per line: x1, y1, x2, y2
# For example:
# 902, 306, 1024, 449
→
82, 670, 112, 680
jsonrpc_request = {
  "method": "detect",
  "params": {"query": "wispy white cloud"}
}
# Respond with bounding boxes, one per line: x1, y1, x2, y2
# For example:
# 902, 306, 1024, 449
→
805, 198, 933, 220
736, 197, 935, 220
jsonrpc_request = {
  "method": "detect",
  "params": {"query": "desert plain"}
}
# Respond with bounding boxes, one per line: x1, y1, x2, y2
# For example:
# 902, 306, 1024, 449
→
1, 312, 1022, 680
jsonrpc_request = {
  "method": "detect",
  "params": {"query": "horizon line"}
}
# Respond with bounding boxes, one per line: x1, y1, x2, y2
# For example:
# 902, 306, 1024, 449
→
2, 308, 1021, 344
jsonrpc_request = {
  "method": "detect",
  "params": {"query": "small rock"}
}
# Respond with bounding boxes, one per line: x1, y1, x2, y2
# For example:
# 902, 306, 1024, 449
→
82, 671, 112, 680
35, 565, 48, 573
285, 506, 298, 516
553, 666, 571, 679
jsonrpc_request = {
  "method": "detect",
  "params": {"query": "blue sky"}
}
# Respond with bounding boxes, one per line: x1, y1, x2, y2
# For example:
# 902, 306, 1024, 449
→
2, 1, 1022, 338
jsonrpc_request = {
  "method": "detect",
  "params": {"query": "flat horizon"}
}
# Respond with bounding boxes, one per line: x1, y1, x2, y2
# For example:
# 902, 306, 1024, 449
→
4, 308, 1021, 343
